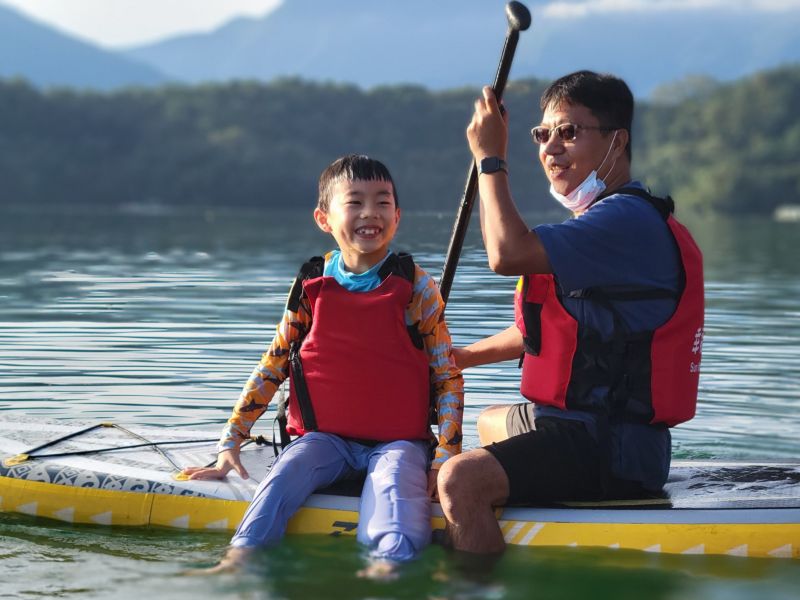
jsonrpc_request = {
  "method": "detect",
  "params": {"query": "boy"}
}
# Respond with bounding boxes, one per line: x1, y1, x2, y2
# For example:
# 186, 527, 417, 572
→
184, 155, 464, 572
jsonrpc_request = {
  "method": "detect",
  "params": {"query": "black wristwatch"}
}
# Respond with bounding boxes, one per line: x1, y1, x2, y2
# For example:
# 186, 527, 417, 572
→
478, 156, 508, 175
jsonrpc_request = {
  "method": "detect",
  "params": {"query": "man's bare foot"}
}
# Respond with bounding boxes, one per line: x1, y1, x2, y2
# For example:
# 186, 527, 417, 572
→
356, 559, 400, 581
183, 546, 255, 575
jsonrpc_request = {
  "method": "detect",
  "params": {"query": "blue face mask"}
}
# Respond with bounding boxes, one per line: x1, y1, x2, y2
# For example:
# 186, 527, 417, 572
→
549, 131, 618, 214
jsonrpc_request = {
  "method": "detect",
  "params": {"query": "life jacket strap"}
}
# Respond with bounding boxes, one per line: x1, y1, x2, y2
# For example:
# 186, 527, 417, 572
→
288, 339, 318, 431
286, 256, 324, 313
273, 392, 293, 455
272, 256, 325, 456
611, 186, 675, 220
568, 286, 677, 303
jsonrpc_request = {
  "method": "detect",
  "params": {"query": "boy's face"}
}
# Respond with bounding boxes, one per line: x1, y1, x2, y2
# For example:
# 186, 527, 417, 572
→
314, 178, 400, 273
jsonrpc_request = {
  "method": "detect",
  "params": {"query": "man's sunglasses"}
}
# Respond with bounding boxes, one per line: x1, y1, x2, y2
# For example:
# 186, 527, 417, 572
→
530, 123, 617, 145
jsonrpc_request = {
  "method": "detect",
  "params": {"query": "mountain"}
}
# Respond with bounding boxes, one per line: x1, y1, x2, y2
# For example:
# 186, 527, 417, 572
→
124, 0, 523, 90
123, 0, 800, 96
3, 0, 800, 96
0, 2, 167, 89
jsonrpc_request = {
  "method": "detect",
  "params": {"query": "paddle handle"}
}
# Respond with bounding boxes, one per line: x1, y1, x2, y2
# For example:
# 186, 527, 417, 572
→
438, 26, 523, 304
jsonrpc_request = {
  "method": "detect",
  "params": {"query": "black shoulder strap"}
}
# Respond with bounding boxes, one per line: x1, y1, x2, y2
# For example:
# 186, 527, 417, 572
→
380, 252, 424, 350
377, 251, 415, 284
613, 187, 675, 221
286, 256, 324, 312
275, 256, 323, 454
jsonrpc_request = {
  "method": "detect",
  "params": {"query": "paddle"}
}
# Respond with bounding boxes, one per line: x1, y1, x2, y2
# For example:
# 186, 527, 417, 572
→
438, 1, 531, 304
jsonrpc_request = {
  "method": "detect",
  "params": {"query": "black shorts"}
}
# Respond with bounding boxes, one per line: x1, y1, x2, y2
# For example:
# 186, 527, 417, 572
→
485, 403, 647, 504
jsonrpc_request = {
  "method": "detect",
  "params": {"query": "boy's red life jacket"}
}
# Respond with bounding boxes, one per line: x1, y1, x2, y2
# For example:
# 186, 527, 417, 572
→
514, 189, 704, 427
284, 253, 431, 442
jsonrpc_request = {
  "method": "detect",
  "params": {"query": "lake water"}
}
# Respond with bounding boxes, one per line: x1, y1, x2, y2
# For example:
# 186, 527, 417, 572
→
1, 206, 799, 599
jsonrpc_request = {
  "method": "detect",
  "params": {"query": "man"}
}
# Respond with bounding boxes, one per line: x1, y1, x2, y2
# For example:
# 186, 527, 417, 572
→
437, 71, 704, 554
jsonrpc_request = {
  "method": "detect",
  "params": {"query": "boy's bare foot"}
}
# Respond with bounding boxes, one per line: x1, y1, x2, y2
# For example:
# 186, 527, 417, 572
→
356, 559, 400, 581
183, 546, 255, 576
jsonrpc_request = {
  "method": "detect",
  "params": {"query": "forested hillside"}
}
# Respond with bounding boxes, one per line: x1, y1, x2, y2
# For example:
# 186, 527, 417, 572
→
1, 65, 797, 215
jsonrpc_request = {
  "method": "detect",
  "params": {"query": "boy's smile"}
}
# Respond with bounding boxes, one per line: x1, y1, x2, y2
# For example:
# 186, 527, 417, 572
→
314, 178, 400, 274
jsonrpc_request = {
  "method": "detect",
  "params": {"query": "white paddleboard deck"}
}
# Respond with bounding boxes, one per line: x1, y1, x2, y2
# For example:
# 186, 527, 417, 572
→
1, 417, 799, 558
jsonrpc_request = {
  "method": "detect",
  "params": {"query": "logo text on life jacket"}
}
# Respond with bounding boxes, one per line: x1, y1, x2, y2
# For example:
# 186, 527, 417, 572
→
690, 327, 704, 374
692, 327, 704, 355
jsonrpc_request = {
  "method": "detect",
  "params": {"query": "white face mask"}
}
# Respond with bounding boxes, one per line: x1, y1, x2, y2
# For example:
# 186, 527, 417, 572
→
549, 131, 618, 214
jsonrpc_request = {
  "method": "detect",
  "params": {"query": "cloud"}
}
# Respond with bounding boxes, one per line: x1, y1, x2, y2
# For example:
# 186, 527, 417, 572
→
543, 0, 800, 19
0, 0, 284, 47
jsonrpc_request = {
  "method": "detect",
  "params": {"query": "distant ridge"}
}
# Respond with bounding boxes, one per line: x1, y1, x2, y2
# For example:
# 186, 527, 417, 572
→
123, 0, 800, 96
124, 0, 516, 90
2, 0, 800, 95
0, 2, 167, 89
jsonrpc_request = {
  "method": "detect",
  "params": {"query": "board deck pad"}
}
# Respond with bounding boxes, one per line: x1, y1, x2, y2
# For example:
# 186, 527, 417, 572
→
2, 418, 798, 510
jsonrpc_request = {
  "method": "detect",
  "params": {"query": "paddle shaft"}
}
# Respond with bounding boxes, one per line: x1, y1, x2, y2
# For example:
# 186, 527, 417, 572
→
438, 17, 525, 304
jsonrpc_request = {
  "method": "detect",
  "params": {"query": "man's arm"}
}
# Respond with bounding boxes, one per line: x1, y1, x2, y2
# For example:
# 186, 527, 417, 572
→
468, 86, 552, 276
453, 324, 523, 370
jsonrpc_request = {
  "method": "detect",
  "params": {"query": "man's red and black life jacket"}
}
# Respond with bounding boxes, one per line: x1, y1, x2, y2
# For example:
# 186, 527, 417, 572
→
514, 188, 704, 427
277, 252, 431, 445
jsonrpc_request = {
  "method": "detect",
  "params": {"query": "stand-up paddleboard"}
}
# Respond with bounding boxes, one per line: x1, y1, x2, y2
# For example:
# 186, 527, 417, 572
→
1, 418, 798, 559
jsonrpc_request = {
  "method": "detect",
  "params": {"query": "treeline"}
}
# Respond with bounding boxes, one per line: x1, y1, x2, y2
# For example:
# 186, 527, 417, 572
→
0, 65, 798, 215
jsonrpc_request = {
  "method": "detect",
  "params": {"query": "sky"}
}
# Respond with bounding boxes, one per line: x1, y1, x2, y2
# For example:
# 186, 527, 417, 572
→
0, 0, 284, 48
543, 0, 800, 17
2, 0, 799, 48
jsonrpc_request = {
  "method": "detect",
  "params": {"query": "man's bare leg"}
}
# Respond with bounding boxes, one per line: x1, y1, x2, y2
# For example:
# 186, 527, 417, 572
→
437, 448, 510, 554
477, 405, 513, 446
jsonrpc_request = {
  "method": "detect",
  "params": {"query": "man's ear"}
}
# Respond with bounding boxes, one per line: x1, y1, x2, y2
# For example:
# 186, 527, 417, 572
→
614, 129, 630, 158
313, 208, 331, 232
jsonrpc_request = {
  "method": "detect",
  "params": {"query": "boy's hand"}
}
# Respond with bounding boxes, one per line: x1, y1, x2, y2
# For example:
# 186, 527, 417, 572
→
181, 446, 249, 481
427, 467, 440, 500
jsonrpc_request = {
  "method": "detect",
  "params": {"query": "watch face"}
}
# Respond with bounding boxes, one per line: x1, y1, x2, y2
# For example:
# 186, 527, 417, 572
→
483, 158, 498, 171
480, 157, 506, 174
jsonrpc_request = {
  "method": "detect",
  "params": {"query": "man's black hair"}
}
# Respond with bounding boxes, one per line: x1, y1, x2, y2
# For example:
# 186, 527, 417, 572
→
540, 70, 634, 160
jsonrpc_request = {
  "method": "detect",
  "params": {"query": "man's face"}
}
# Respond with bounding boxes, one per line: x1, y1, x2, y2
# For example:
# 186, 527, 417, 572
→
537, 101, 617, 197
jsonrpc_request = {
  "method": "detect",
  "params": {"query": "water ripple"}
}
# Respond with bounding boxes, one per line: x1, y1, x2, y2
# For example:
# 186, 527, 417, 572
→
0, 213, 798, 460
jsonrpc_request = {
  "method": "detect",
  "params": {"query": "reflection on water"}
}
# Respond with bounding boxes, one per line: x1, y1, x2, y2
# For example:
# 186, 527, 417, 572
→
1, 208, 798, 459
3, 510, 799, 600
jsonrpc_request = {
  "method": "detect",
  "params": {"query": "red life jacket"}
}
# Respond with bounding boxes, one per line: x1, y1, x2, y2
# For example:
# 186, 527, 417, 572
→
284, 253, 431, 442
514, 189, 704, 427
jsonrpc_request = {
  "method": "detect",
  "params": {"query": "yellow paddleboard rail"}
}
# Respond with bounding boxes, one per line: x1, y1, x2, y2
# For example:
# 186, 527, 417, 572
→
1, 475, 797, 559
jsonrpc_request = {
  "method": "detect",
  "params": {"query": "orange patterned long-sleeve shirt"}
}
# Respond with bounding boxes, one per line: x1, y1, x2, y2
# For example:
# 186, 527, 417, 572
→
218, 252, 464, 468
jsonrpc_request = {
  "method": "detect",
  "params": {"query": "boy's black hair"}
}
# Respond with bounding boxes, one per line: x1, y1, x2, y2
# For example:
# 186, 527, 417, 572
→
540, 70, 634, 160
317, 154, 398, 212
